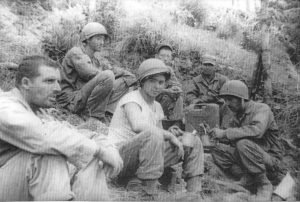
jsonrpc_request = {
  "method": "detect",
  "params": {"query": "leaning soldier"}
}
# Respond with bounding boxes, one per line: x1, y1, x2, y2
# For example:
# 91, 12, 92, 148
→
0, 55, 123, 200
155, 43, 184, 120
108, 58, 204, 199
210, 80, 287, 201
57, 22, 136, 124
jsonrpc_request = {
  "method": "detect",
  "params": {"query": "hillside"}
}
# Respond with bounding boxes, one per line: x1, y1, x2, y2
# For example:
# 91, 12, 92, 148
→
0, 0, 299, 200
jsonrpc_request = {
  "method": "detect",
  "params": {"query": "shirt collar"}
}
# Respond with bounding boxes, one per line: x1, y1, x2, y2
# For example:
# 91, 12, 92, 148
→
11, 88, 33, 113
200, 73, 219, 84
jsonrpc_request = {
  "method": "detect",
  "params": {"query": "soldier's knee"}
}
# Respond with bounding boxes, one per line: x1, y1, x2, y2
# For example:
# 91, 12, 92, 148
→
235, 139, 253, 154
94, 70, 115, 88
102, 70, 115, 80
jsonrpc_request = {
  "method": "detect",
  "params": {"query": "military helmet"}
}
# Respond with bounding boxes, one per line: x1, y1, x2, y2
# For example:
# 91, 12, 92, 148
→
81, 22, 108, 42
137, 58, 171, 82
156, 43, 173, 53
220, 80, 249, 100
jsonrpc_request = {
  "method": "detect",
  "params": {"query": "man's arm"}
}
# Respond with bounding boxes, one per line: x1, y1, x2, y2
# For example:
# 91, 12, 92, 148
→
167, 69, 182, 89
68, 49, 99, 81
95, 55, 137, 86
186, 79, 202, 104
0, 99, 97, 169
224, 106, 270, 140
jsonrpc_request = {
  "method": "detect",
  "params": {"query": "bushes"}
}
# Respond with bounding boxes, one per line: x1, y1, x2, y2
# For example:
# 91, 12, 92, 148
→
89, 0, 121, 40
42, 18, 82, 62
178, 0, 206, 27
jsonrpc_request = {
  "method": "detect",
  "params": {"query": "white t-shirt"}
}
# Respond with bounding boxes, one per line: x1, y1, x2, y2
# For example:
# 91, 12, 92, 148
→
108, 89, 164, 147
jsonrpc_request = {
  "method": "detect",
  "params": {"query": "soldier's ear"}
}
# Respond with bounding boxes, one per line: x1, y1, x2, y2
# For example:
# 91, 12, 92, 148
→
21, 77, 33, 90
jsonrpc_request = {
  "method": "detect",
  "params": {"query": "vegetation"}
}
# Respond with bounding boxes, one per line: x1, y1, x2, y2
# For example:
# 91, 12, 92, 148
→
0, 0, 300, 200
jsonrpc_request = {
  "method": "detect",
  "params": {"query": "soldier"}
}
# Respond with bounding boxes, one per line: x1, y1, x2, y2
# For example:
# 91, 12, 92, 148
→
108, 59, 204, 199
186, 55, 228, 105
211, 80, 287, 201
0, 55, 123, 200
155, 44, 184, 120
57, 22, 136, 124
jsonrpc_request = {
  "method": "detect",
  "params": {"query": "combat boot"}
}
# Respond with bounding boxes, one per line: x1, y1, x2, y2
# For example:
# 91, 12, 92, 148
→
186, 176, 202, 193
234, 173, 254, 188
141, 179, 160, 200
126, 178, 159, 201
254, 173, 273, 201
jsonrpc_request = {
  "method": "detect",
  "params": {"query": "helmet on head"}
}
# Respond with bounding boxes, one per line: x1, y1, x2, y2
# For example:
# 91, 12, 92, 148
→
220, 80, 249, 100
137, 59, 171, 82
81, 22, 108, 42
156, 43, 173, 53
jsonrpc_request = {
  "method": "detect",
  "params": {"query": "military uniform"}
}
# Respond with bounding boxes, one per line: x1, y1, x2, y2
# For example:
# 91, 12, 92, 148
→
57, 46, 136, 119
212, 100, 287, 185
156, 66, 184, 119
186, 73, 228, 105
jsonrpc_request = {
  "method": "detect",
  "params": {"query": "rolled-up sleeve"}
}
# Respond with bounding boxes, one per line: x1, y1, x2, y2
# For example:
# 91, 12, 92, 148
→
0, 99, 97, 168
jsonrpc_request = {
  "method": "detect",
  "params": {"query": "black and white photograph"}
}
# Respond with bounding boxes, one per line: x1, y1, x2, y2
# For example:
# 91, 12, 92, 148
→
0, 0, 299, 201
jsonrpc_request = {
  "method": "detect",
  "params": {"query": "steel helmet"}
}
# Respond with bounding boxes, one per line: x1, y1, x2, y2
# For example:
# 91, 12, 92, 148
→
220, 80, 249, 100
138, 58, 171, 82
81, 22, 108, 42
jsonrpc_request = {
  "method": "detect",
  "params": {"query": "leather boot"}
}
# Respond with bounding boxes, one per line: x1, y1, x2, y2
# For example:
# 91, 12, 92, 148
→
142, 179, 159, 196
234, 173, 254, 188
254, 173, 273, 201
126, 178, 159, 201
186, 175, 202, 193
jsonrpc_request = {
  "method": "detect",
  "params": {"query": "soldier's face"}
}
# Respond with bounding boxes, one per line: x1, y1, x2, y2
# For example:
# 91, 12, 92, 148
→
224, 96, 243, 113
26, 65, 61, 109
142, 74, 166, 98
157, 49, 172, 66
201, 64, 215, 79
87, 34, 105, 52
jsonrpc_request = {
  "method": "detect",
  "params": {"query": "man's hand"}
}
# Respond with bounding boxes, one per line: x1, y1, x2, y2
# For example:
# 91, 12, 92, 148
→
211, 128, 226, 139
168, 125, 183, 137
169, 136, 184, 158
170, 86, 182, 94
162, 86, 182, 95
96, 146, 123, 177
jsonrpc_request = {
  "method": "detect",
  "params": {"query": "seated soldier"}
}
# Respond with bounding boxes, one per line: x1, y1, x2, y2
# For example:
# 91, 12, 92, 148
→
186, 55, 228, 106
108, 58, 204, 199
210, 80, 287, 201
0, 55, 123, 200
155, 44, 184, 120
57, 22, 136, 123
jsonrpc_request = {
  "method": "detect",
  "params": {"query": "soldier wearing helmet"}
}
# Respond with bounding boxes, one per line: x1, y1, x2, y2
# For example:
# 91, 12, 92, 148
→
154, 43, 184, 120
57, 22, 136, 124
186, 55, 228, 105
108, 58, 204, 199
210, 80, 287, 201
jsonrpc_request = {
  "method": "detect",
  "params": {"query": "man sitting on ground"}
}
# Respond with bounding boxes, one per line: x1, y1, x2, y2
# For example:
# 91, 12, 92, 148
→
186, 55, 228, 106
155, 43, 184, 120
0, 55, 123, 201
108, 58, 204, 199
57, 22, 136, 124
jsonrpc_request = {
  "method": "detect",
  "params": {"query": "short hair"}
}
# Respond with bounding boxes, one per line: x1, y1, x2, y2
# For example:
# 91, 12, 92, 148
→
16, 55, 59, 87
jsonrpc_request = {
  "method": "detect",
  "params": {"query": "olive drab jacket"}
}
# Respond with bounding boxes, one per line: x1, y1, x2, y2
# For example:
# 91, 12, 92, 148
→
220, 100, 283, 159
186, 73, 228, 105
57, 46, 136, 106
